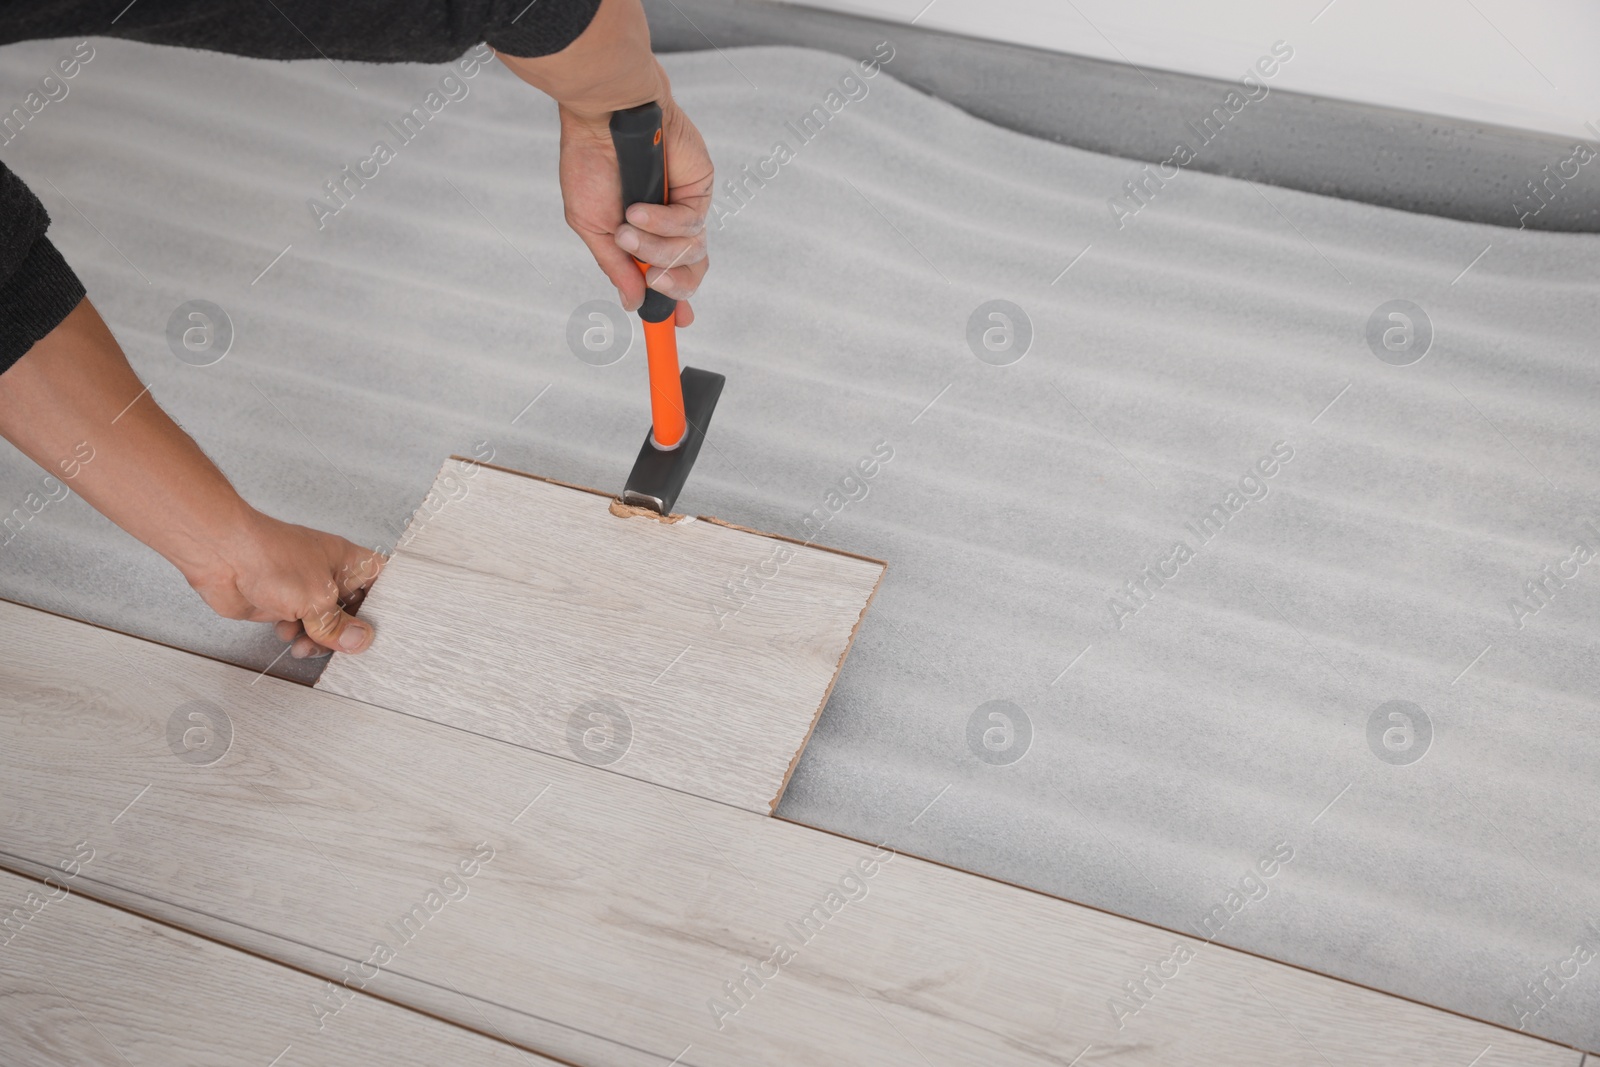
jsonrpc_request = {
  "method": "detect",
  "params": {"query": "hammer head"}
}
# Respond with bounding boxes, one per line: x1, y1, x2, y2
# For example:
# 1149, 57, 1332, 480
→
621, 366, 725, 515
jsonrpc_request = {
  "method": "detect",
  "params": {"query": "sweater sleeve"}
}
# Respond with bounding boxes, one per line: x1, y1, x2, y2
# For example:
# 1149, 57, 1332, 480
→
0, 0, 605, 376
0, 1, 605, 63
0, 160, 86, 375
483, 0, 603, 58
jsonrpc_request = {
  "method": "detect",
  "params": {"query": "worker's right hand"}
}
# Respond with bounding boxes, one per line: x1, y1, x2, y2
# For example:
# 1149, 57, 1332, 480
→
491, 0, 711, 326
183, 511, 385, 659
556, 90, 712, 326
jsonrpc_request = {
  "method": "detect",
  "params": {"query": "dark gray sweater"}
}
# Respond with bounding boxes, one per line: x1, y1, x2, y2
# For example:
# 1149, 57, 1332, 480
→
0, 0, 601, 371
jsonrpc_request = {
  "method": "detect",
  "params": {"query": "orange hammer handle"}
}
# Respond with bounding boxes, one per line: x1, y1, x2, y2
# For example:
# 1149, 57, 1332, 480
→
641, 315, 684, 448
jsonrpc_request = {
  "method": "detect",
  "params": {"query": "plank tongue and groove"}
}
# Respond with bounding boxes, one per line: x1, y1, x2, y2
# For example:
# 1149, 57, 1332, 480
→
0, 602, 1580, 1067
317, 459, 884, 814
0, 867, 560, 1067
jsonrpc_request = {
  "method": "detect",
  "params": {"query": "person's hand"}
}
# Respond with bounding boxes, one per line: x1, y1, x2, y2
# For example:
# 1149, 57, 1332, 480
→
182, 510, 385, 659
557, 89, 713, 327
0, 297, 386, 662
492, 0, 712, 322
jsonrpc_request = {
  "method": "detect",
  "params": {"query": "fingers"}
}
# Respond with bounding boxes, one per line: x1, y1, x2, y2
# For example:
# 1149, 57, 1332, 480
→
588, 226, 708, 307
275, 618, 323, 660
275, 619, 333, 659
281, 545, 383, 657
614, 219, 706, 272
335, 545, 385, 602
619, 101, 713, 306
297, 554, 377, 655
202, 516, 385, 661
623, 201, 704, 238
300, 599, 373, 655
590, 227, 707, 307
579, 228, 650, 311
613, 194, 709, 305
642, 258, 709, 303
557, 95, 714, 314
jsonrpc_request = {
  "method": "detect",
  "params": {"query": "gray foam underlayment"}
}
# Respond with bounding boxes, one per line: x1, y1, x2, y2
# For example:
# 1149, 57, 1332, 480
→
644, 0, 1600, 233
1, 38, 1597, 1053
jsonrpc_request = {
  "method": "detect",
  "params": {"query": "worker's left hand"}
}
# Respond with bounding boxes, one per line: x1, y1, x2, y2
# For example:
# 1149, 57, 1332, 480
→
182, 510, 385, 659
557, 90, 712, 327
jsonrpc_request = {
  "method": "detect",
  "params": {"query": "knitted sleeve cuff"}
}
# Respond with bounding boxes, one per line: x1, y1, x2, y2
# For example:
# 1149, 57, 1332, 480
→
0, 235, 86, 376
485, 0, 602, 57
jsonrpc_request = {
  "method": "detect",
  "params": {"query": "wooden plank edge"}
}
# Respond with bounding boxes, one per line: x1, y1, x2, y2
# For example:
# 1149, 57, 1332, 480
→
16, 602, 1575, 1058
425, 456, 890, 816
771, 817, 1597, 1061
0, 593, 313, 685
0, 594, 837, 831
442, 454, 890, 569
0, 858, 591, 1067
765, 558, 887, 815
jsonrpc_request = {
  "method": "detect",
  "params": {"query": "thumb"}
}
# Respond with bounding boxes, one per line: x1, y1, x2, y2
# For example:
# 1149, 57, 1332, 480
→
301, 601, 374, 654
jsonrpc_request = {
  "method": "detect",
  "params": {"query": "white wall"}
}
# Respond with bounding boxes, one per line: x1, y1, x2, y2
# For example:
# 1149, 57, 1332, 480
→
775, 0, 1600, 140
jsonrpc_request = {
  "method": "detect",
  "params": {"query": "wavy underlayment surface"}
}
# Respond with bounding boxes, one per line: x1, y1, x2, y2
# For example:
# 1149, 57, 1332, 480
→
0, 38, 1596, 1050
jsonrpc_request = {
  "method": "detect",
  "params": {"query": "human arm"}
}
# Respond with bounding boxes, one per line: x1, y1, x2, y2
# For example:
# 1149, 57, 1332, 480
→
0, 0, 704, 658
1, 0, 710, 332
0, 298, 382, 657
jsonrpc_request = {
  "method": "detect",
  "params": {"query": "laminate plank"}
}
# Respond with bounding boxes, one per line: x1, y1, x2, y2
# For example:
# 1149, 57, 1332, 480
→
0, 602, 1581, 1067
0, 867, 561, 1067
317, 459, 884, 814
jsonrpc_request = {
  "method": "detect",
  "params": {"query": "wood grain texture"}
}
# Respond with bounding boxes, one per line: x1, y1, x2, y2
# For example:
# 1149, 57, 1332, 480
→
0, 602, 1582, 1067
0, 867, 560, 1067
317, 460, 884, 814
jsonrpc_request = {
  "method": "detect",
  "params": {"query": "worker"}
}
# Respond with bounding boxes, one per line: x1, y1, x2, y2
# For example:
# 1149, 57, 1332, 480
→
0, 0, 711, 660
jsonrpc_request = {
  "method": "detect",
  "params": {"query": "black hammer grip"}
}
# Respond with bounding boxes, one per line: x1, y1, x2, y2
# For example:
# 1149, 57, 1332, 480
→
609, 102, 677, 325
